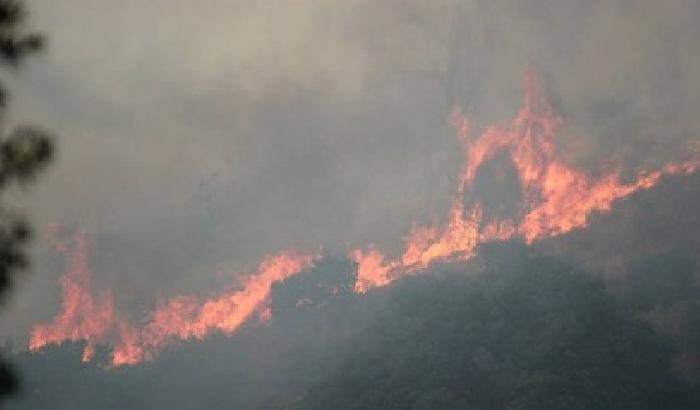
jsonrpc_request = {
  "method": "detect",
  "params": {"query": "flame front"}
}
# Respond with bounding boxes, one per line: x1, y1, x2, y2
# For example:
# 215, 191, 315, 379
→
111, 252, 315, 366
29, 228, 315, 366
352, 74, 700, 291
29, 73, 700, 365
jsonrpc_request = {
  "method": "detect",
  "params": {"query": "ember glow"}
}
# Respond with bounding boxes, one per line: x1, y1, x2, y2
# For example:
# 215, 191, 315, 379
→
29, 74, 700, 365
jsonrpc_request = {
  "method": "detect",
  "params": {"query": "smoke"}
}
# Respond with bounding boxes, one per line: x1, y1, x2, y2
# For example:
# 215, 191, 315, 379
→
2, 0, 700, 345
16, 65, 699, 366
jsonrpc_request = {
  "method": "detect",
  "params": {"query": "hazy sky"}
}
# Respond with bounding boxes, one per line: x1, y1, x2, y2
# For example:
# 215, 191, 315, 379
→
2, 0, 699, 343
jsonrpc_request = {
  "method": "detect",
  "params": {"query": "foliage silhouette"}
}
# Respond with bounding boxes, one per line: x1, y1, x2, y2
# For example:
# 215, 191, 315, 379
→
0, 0, 53, 404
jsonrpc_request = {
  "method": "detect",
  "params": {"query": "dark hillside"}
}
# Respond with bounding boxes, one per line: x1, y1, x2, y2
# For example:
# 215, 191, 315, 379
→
9, 173, 700, 410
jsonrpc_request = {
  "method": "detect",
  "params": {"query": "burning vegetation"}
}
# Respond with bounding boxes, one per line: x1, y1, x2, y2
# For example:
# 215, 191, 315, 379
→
27, 74, 700, 370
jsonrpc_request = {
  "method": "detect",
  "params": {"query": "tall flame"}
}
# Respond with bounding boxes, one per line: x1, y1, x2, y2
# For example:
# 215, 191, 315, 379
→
29, 227, 314, 366
352, 73, 700, 292
29, 72, 700, 365
29, 229, 115, 362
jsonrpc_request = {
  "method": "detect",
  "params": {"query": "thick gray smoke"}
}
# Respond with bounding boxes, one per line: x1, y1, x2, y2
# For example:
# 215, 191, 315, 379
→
1, 0, 699, 344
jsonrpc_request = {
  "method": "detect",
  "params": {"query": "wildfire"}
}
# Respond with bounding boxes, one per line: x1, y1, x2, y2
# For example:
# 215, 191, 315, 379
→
111, 251, 315, 366
29, 228, 315, 366
28, 73, 700, 365
29, 229, 115, 362
352, 73, 700, 292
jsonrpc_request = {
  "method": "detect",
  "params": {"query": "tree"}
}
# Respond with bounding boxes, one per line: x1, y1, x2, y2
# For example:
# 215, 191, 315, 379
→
0, 0, 53, 403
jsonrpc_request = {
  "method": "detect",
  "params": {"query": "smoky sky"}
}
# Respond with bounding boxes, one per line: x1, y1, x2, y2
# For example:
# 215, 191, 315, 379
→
1, 0, 699, 343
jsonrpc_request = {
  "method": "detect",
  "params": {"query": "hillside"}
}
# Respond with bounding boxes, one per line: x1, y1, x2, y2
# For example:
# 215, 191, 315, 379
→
7, 172, 700, 410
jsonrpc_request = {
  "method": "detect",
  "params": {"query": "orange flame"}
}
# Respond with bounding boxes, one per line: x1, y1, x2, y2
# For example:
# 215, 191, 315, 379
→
28, 227, 315, 366
29, 72, 700, 365
111, 251, 315, 365
29, 230, 115, 362
352, 73, 700, 291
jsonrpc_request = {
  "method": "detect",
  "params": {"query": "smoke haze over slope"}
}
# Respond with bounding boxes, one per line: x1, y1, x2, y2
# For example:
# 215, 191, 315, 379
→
1, 0, 700, 386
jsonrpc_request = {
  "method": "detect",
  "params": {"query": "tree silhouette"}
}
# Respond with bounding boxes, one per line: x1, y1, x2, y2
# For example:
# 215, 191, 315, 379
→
0, 0, 53, 403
